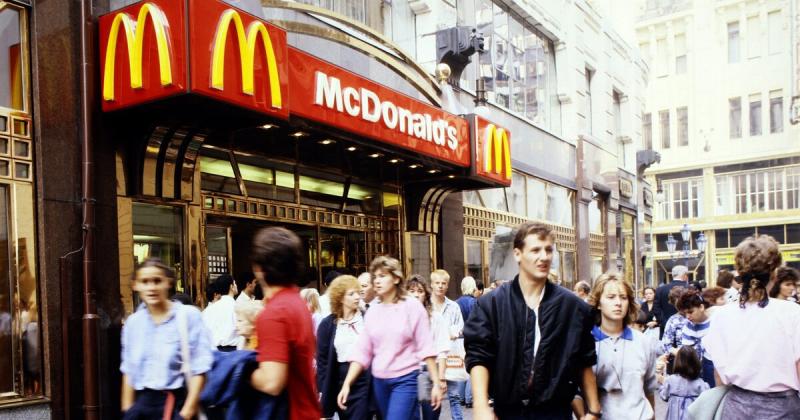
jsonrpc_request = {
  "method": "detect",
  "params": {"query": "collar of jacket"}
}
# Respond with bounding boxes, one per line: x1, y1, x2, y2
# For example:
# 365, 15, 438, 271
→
508, 274, 555, 307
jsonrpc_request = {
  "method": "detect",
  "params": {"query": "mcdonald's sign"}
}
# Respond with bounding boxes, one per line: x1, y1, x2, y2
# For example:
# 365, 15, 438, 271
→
188, 0, 288, 118
470, 115, 512, 186
99, 0, 188, 111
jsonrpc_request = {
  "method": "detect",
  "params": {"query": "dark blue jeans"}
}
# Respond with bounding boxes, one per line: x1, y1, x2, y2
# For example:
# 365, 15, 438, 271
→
701, 357, 715, 388
372, 370, 419, 420
123, 388, 186, 420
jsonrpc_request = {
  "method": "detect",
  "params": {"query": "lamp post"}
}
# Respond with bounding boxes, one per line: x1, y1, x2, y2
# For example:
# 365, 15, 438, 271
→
665, 224, 708, 276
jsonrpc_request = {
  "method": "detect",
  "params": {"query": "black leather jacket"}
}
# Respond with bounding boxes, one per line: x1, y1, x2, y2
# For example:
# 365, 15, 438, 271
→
464, 276, 597, 410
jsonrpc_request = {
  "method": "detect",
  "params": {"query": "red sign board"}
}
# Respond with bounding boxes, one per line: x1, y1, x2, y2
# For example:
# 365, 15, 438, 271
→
470, 115, 512, 186
187, 0, 289, 119
287, 49, 470, 167
99, 0, 188, 111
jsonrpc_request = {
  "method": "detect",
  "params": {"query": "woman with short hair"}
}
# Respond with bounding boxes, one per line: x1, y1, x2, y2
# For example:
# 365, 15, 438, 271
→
588, 272, 658, 420
317, 275, 371, 420
705, 235, 800, 418
338, 257, 443, 419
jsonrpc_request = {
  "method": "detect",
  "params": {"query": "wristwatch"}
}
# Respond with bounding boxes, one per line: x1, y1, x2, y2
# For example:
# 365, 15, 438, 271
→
586, 409, 603, 419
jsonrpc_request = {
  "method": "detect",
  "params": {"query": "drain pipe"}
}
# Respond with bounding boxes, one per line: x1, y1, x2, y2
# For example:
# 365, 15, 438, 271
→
78, 0, 99, 418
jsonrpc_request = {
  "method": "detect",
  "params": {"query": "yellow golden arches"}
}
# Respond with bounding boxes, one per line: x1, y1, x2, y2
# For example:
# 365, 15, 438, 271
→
102, 3, 173, 101
210, 9, 283, 109
485, 124, 512, 180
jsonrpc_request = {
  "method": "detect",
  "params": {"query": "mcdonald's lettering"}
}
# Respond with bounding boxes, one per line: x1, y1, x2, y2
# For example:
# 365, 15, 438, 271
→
102, 2, 173, 101
484, 124, 511, 180
210, 9, 282, 109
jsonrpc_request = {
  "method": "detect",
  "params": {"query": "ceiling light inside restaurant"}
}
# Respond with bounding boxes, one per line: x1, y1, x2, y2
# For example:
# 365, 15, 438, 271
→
409, 164, 421, 169
260, 123, 277, 130
318, 139, 336, 145
347, 146, 357, 151
389, 158, 402, 164
291, 131, 307, 137
369, 153, 383, 158
427, 169, 439, 174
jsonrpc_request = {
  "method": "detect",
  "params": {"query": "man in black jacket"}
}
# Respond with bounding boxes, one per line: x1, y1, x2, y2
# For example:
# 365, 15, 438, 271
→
653, 265, 689, 338
464, 222, 601, 420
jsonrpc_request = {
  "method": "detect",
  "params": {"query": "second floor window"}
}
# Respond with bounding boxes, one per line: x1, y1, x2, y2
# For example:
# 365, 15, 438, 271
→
659, 110, 670, 149
643, 113, 653, 149
659, 178, 703, 220
749, 94, 762, 136
729, 97, 742, 138
716, 166, 800, 215
677, 106, 688, 146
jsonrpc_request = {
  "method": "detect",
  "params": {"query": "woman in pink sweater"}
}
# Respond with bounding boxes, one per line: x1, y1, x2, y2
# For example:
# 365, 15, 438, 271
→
337, 256, 443, 419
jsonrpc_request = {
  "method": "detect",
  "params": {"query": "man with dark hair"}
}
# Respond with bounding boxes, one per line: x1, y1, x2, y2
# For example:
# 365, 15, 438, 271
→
654, 265, 689, 339
465, 222, 601, 419
717, 269, 741, 303
235, 272, 258, 303
249, 227, 320, 419
202, 274, 241, 351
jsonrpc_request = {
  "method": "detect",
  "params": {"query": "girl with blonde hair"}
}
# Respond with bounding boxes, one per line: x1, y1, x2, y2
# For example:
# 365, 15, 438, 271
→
300, 287, 324, 335
589, 272, 658, 420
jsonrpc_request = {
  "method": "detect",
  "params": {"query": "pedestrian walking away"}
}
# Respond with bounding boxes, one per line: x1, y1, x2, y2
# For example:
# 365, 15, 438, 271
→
202, 274, 242, 351
589, 272, 658, 420
249, 227, 321, 419
658, 346, 709, 420
704, 235, 800, 419
430, 269, 468, 420
464, 222, 601, 420
338, 256, 443, 420
120, 258, 213, 420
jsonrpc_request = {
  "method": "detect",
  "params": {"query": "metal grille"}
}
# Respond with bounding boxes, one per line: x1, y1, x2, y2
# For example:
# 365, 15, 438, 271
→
590, 233, 606, 256
463, 204, 576, 252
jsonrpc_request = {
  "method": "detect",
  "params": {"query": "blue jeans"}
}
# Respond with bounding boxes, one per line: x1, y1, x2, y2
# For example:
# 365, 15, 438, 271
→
456, 378, 472, 405
447, 380, 465, 420
372, 370, 419, 420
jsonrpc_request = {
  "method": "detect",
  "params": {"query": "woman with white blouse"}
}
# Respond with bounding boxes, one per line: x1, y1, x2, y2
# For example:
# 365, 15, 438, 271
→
704, 235, 800, 418
589, 272, 658, 420
316, 275, 370, 420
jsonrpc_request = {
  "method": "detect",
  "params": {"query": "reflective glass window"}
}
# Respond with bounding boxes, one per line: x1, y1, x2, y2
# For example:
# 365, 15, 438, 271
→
466, 239, 484, 282
0, 6, 25, 111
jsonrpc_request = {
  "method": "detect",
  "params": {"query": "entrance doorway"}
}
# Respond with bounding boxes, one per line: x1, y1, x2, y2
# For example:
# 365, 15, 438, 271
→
205, 215, 368, 291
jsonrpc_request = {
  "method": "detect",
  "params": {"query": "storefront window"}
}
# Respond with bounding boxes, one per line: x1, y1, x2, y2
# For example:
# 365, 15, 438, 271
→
132, 203, 184, 292
0, 5, 26, 111
546, 184, 574, 227
382, 192, 400, 217
588, 197, 604, 234
488, 225, 516, 283
590, 255, 604, 281
479, 188, 508, 213
466, 239, 484, 282
205, 226, 229, 282
299, 174, 345, 210
345, 184, 381, 215
562, 250, 576, 289
463, 190, 483, 207
526, 177, 546, 220
199, 148, 240, 195
409, 233, 432, 280
506, 172, 526, 216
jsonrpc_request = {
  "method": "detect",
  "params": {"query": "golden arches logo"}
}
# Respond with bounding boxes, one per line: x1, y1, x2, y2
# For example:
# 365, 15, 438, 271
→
102, 3, 173, 101
210, 9, 282, 109
484, 124, 511, 180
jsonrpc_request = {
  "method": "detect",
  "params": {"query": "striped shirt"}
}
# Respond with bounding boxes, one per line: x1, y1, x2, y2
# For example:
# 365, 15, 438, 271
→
681, 319, 710, 359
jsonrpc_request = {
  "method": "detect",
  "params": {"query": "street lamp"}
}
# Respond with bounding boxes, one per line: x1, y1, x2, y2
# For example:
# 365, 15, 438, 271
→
666, 234, 677, 254
665, 224, 708, 271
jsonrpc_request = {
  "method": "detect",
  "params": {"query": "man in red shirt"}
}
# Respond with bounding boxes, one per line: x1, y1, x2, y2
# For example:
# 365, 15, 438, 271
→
250, 227, 321, 419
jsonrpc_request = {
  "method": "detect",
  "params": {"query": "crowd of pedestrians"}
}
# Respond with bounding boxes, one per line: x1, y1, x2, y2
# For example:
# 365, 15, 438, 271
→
118, 222, 800, 420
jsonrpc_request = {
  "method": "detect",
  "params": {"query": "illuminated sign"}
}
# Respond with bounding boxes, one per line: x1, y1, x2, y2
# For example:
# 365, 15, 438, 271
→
469, 115, 512, 186
289, 49, 470, 167
99, 0, 187, 111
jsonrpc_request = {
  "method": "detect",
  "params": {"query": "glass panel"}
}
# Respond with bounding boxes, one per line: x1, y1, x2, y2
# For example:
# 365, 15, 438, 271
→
463, 190, 483, 207
345, 184, 381, 215
382, 192, 400, 217
677, 107, 688, 146
479, 188, 508, 212
299, 175, 345, 210
728, 21, 740, 63
526, 177, 546, 220
642, 113, 652, 149
0, 137, 8, 155
757, 225, 784, 244
11, 119, 27, 137
562, 251, 576, 290
466, 239, 483, 282
787, 224, 800, 243
749, 95, 762, 136
199, 154, 239, 195
588, 198, 603, 233
715, 229, 729, 249
659, 110, 670, 148
132, 203, 184, 296
13, 161, 28, 179
0, 7, 24, 111
729, 97, 742, 138
590, 256, 604, 282
770, 94, 783, 133
489, 225, 517, 283
506, 172, 526, 216
13, 140, 29, 158
409, 234, 432, 281
546, 184, 573, 226
205, 226, 228, 281
730, 227, 755, 247
0, 186, 14, 394
768, 10, 782, 54
0, 116, 6, 132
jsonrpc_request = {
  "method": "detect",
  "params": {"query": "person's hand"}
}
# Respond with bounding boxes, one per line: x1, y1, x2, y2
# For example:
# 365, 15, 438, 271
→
179, 403, 197, 420
581, 414, 599, 420
472, 403, 496, 420
669, 347, 679, 356
646, 321, 658, 328
337, 384, 350, 410
430, 384, 443, 411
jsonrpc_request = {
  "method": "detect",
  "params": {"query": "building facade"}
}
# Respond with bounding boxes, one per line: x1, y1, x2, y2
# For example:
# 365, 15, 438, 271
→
0, 0, 651, 418
636, 0, 800, 286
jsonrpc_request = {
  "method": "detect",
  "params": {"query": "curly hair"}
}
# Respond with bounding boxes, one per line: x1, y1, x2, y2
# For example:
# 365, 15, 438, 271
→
701, 287, 726, 306
588, 272, 639, 326
668, 286, 687, 310
369, 256, 407, 302
327, 275, 360, 320
676, 290, 707, 311
735, 235, 782, 307
407, 274, 432, 316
